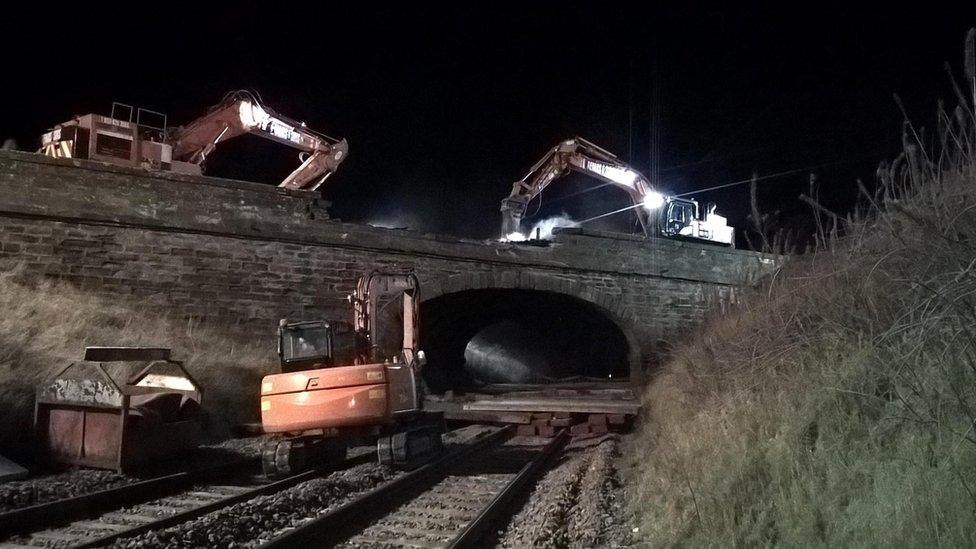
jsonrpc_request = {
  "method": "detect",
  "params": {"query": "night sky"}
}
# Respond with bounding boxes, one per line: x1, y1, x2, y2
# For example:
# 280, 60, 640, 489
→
3, 4, 975, 243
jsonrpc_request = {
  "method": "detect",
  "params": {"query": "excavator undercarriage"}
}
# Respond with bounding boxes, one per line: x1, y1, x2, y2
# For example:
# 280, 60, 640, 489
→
260, 415, 444, 477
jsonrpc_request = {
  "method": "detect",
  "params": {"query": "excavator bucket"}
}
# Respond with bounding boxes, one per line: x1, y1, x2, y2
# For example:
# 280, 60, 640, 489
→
34, 347, 203, 472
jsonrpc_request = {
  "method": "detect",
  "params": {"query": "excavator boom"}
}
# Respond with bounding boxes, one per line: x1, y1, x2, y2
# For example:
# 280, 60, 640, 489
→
501, 137, 654, 236
167, 91, 348, 191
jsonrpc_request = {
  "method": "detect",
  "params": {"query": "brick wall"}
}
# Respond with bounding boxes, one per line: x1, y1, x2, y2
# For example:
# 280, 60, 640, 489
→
0, 151, 781, 379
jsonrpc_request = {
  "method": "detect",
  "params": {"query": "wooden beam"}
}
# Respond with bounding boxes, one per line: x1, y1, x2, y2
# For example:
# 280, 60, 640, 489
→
463, 397, 640, 416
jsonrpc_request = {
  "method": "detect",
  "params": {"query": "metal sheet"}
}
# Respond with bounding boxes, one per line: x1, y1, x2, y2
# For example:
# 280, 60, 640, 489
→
42, 408, 123, 470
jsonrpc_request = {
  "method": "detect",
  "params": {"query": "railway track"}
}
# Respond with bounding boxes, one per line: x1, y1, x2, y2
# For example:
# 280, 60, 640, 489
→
0, 453, 368, 549
260, 428, 567, 549
0, 457, 255, 543
0, 426, 513, 549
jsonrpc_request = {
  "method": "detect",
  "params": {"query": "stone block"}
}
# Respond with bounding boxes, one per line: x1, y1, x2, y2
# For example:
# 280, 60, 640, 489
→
570, 423, 592, 436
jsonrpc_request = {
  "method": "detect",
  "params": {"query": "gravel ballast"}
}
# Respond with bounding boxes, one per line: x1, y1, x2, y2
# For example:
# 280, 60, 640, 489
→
0, 468, 131, 513
106, 463, 395, 549
0, 437, 267, 514
499, 434, 634, 548
103, 426, 499, 548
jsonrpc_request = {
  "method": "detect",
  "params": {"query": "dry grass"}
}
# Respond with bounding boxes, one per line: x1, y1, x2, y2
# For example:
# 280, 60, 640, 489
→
0, 270, 276, 446
634, 47, 976, 546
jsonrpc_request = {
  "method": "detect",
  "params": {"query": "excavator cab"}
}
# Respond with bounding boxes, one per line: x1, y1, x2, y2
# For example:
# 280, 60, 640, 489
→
662, 198, 698, 236
660, 197, 735, 246
277, 320, 361, 373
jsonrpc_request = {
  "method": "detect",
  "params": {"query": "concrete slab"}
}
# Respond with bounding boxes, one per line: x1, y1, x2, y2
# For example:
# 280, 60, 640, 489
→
0, 453, 28, 481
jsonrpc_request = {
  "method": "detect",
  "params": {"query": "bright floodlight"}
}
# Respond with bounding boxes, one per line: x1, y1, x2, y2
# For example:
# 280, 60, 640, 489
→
238, 100, 270, 129
642, 191, 665, 210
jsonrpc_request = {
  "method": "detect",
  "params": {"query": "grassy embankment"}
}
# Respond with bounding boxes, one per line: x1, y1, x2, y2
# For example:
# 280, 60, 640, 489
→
0, 271, 274, 447
634, 38, 976, 546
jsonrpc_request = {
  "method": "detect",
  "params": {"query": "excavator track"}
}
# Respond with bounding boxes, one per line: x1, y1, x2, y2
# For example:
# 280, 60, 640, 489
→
376, 422, 445, 469
261, 437, 348, 478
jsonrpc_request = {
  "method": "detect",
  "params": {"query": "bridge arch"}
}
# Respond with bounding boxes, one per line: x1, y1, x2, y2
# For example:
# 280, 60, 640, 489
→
418, 271, 643, 394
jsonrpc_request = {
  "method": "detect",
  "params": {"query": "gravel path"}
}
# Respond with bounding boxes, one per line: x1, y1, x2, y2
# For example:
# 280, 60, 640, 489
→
498, 434, 634, 548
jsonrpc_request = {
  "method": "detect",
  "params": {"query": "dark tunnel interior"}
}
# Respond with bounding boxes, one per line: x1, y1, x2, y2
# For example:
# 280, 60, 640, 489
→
419, 289, 631, 394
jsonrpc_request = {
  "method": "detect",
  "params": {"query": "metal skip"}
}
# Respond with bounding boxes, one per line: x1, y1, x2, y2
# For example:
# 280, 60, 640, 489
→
34, 347, 203, 472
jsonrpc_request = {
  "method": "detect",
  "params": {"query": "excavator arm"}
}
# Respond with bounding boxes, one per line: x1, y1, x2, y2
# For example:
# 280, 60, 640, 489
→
352, 270, 422, 367
167, 91, 348, 191
500, 137, 656, 236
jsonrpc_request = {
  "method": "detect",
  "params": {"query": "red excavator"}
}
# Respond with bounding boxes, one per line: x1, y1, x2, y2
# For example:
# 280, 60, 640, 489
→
258, 270, 444, 477
38, 90, 347, 191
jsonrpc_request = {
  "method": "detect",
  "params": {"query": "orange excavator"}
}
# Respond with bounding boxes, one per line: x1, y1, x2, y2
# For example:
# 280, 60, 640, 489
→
259, 270, 444, 477
38, 90, 348, 192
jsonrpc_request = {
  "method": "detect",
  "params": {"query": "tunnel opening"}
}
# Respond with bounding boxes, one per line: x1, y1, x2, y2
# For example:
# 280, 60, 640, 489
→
420, 289, 631, 394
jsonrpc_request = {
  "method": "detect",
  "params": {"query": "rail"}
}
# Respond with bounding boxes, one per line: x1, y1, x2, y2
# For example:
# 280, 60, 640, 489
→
260, 427, 566, 548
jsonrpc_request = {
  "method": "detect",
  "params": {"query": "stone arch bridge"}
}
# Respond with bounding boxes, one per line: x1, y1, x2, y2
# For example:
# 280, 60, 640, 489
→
0, 151, 779, 393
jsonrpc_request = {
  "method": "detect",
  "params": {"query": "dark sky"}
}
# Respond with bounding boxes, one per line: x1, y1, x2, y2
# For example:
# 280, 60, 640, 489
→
3, 4, 975, 243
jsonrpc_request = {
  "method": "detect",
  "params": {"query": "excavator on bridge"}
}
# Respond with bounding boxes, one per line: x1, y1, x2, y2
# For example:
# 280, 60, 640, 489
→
500, 137, 734, 246
258, 270, 444, 477
38, 90, 348, 191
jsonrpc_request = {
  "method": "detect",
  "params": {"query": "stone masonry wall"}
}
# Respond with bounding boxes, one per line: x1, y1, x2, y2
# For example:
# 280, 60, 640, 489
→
0, 151, 781, 378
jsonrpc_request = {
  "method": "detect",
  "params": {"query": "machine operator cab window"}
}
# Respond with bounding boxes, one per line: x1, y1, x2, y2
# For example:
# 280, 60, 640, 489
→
663, 198, 698, 236
278, 320, 360, 373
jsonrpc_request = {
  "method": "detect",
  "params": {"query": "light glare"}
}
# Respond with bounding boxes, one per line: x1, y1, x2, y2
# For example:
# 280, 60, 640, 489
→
642, 191, 665, 210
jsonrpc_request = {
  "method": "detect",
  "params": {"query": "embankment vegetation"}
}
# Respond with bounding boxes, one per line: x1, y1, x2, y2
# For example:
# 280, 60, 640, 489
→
635, 32, 976, 546
0, 272, 274, 448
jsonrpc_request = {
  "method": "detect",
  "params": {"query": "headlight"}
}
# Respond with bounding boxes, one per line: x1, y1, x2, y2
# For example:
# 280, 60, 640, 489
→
642, 191, 665, 210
